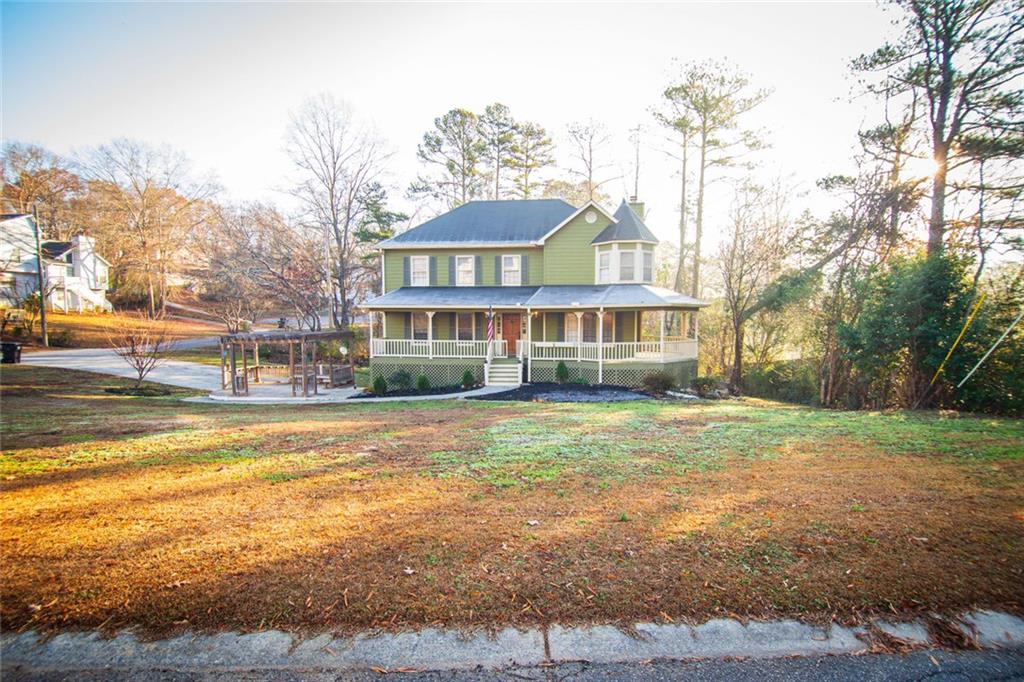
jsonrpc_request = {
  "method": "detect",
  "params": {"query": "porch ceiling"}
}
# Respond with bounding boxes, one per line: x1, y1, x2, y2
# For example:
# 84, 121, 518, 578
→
362, 284, 707, 310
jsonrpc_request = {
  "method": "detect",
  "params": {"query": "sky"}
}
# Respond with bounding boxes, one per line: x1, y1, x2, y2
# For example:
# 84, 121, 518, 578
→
2, 1, 903, 251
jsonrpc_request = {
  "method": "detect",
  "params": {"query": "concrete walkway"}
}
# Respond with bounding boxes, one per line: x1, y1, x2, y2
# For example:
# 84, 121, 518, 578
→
19, 347, 516, 403
3, 611, 1022, 678
19, 347, 221, 390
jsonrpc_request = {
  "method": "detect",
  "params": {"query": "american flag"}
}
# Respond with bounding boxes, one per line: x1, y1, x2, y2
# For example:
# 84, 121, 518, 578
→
486, 307, 494, 342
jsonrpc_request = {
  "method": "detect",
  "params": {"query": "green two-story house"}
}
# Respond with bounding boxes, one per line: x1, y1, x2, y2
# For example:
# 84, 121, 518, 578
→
362, 198, 706, 388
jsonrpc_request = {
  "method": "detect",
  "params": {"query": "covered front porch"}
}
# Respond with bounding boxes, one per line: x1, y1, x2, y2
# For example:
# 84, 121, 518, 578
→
362, 284, 705, 388
366, 307, 699, 387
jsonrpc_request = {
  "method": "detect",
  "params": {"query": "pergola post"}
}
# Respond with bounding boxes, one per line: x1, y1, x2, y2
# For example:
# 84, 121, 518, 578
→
597, 307, 604, 384
253, 342, 260, 383
426, 311, 435, 358
289, 341, 296, 397
575, 311, 584, 363
241, 341, 249, 396
311, 340, 318, 395
301, 339, 309, 397
219, 342, 227, 390
229, 342, 238, 396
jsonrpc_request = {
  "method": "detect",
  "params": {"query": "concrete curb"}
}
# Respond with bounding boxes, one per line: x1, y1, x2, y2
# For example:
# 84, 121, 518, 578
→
4, 611, 1023, 674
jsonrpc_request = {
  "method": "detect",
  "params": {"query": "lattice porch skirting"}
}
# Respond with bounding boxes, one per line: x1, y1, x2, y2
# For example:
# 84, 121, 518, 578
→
529, 359, 697, 389
370, 358, 486, 388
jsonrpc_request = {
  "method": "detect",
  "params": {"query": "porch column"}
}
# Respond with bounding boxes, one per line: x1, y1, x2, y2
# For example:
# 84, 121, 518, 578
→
660, 309, 666, 363
368, 311, 375, 358
575, 311, 584, 363
597, 307, 604, 384
526, 307, 532, 381
426, 311, 435, 359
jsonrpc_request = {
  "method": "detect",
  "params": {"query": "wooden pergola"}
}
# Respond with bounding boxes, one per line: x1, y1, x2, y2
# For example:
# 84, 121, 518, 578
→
219, 329, 355, 397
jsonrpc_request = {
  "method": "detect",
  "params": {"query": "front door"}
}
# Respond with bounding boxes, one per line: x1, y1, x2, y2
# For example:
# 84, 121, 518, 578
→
502, 313, 521, 357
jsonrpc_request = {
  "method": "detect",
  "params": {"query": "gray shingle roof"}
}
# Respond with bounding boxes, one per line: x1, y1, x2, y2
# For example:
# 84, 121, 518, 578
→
41, 241, 72, 260
591, 201, 658, 244
363, 284, 705, 309
379, 199, 577, 247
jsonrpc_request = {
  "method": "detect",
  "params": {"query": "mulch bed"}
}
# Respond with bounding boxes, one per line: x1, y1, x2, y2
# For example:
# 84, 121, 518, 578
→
350, 384, 480, 399
473, 382, 654, 402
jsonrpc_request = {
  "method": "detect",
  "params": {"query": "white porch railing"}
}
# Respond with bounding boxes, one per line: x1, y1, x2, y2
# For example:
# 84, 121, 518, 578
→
371, 338, 507, 359
529, 338, 697, 362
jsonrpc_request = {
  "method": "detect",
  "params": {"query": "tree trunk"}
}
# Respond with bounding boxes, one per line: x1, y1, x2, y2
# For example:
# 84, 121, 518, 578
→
927, 143, 949, 256
729, 320, 743, 393
688, 134, 707, 334
675, 143, 689, 292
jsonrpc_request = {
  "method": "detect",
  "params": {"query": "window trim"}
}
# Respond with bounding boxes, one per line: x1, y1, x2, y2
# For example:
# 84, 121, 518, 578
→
409, 255, 429, 287
565, 313, 579, 342
455, 255, 475, 287
501, 254, 522, 286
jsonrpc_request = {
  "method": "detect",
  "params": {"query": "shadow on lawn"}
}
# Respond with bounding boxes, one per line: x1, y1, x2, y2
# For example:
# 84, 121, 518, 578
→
4, 448, 1024, 636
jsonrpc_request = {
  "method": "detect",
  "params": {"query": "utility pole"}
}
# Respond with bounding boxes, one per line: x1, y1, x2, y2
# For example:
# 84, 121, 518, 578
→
32, 204, 49, 347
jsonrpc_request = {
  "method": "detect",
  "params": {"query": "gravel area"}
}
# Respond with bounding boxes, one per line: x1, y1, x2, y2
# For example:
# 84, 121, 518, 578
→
472, 382, 654, 402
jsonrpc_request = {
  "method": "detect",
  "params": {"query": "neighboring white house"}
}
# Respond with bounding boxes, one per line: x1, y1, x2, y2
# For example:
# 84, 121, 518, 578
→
0, 213, 113, 312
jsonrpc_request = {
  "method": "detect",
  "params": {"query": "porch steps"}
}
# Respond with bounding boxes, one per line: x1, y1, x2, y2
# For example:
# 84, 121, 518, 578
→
487, 359, 522, 386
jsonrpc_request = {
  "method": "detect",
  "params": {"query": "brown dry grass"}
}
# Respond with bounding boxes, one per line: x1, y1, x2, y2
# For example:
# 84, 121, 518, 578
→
18, 312, 223, 350
1, 366, 1021, 637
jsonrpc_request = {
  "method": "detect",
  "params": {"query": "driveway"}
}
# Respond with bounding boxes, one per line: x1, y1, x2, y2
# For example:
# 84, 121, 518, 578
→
20, 347, 221, 390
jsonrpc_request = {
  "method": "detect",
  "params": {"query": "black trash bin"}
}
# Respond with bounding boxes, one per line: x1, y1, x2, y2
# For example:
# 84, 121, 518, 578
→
1, 341, 22, 364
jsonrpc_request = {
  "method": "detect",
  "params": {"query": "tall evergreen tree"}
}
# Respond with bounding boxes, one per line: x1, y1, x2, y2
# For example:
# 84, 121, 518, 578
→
854, 0, 1024, 257
660, 60, 770, 304
410, 109, 484, 208
477, 103, 517, 199
508, 121, 555, 199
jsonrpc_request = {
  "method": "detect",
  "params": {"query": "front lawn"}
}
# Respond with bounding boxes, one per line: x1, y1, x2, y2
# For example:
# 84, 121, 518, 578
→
13, 312, 224, 350
1, 365, 1021, 636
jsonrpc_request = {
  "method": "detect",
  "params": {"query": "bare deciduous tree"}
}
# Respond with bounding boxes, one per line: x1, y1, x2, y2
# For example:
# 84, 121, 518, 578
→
106, 313, 175, 388
287, 94, 390, 327
565, 120, 617, 202
79, 139, 217, 316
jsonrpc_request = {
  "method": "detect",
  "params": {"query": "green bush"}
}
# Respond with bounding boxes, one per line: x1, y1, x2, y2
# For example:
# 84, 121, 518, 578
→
372, 375, 387, 395
744, 361, 819, 404
691, 376, 718, 397
641, 371, 675, 394
555, 360, 570, 384
390, 369, 413, 389
416, 374, 430, 391
461, 369, 476, 388
48, 329, 76, 347
569, 377, 590, 385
